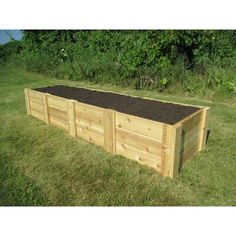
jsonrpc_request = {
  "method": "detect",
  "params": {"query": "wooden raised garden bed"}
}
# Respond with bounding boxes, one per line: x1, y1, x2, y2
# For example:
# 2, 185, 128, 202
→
24, 85, 209, 178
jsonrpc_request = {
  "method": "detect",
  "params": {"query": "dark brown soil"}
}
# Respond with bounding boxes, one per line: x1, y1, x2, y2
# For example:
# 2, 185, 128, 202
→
35, 85, 200, 124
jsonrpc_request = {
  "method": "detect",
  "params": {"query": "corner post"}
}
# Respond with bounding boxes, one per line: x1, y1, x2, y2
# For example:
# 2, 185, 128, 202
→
103, 109, 116, 154
42, 93, 50, 124
162, 124, 183, 179
24, 88, 31, 115
68, 100, 76, 137
198, 107, 210, 151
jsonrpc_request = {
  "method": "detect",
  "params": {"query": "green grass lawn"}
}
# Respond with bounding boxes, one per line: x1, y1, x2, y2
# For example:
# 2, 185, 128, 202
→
0, 66, 236, 206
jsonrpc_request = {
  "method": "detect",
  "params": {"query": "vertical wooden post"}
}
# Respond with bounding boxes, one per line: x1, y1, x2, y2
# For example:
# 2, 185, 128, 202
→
68, 100, 76, 137
161, 124, 168, 176
103, 109, 116, 154
24, 88, 31, 115
42, 93, 50, 124
198, 107, 210, 151
161, 124, 183, 179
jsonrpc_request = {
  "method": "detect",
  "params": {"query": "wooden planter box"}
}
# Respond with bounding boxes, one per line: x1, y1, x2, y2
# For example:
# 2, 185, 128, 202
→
24, 87, 209, 178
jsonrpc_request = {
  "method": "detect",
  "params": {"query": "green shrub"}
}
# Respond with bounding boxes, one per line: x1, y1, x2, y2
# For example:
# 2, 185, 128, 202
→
2, 30, 236, 98
0, 40, 22, 64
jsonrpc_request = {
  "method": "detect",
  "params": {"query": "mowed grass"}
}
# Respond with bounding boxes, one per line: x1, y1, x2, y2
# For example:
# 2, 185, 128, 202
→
0, 67, 236, 206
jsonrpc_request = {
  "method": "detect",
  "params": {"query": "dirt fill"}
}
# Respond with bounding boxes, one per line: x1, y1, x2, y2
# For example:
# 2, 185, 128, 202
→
35, 85, 199, 124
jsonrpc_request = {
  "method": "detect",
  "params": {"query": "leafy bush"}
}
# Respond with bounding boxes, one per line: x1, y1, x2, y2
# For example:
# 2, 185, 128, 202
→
2, 30, 236, 97
0, 40, 22, 64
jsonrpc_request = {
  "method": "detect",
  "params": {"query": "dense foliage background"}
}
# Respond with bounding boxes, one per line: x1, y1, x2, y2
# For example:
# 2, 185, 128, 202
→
1, 30, 236, 97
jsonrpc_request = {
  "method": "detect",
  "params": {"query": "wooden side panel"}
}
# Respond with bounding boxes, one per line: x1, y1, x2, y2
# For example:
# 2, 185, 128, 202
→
115, 112, 163, 172
25, 88, 209, 178
47, 94, 68, 111
47, 94, 69, 131
29, 96, 44, 106
30, 107, 45, 121
75, 102, 104, 131
76, 126, 104, 147
116, 112, 163, 141
48, 107, 68, 120
29, 99, 44, 113
28, 89, 43, 100
180, 108, 206, 165
180, 111, 202, 133
103, 109, 116, 154
28, 89, 45, 122
116, 142, 161, 171
116, 128, 162, 157
49, 116, 68, 130
75, 101, 104, 147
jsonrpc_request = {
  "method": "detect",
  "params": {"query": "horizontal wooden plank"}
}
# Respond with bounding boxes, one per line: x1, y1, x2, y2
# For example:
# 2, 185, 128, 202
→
116, 142, 161, 171
28, 90, 43, 100
29, 95, 44, 105
75, 115, 103, 128
116, 112, 163, 141
182, 143, 199, 164
49, 115, 69, 130
183, 127, 201, 148
181, 111, 202, 132
75, 104, 104, 126
198, 107, 210, 151
116, 127, 162, 157
31, 108, 45, 121
103, 109, 116, 154
180, 111, 202, 164
29, 100, 44, 112
76, 119, 104, 135
75, 103, 103, 121
47, 95, 68, 111
75, 101, 104, 113
76, 126, 104, 147
48, 106, 68, 121
30, 105, 44, 115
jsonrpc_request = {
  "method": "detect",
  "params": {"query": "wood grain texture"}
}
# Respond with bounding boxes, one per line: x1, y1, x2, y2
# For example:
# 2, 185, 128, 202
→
48, 107, 68, 121
76, 119, 104, 135
116, 142, 161, 171
30, 108, 45, 121
68, 100, 76, 137
28, 89, 43, 100
162, 124, 183, 178
76, 126, 104, 147
24, 88, 31, 115
75, 102, 104, 127
47, 94, 68, 111
28, 96, 44, 106
42, 93, 50, 124
103, 109, 116, 154
25, 88, 209, 178
49, 115, 68, 130
116, 112, 163, 141
116, 127, 162, 157
29, 100, 44, 113
180, 108, 203, 165
29, 90, 45, 122
198, 107, 210, 151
